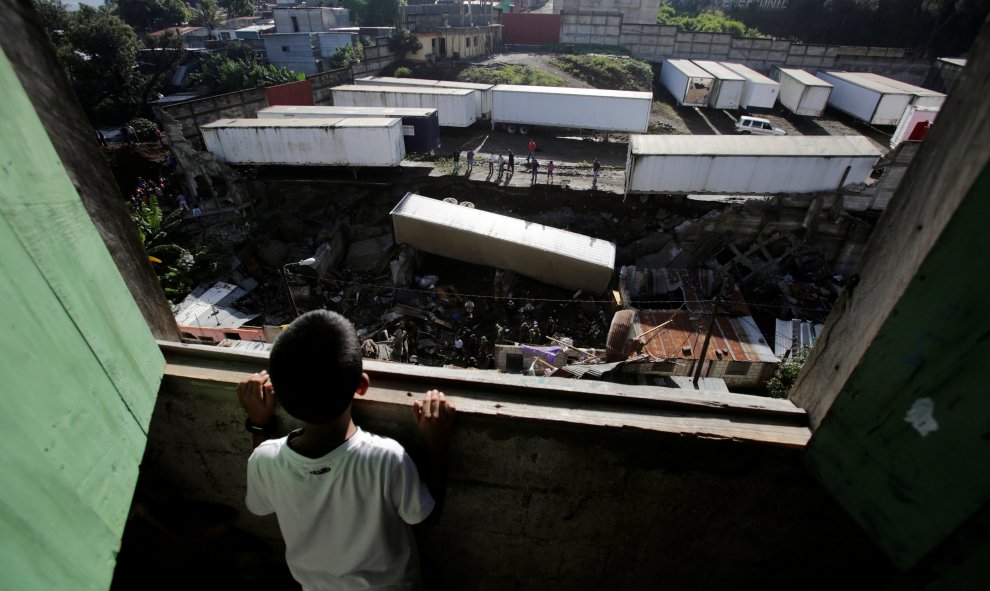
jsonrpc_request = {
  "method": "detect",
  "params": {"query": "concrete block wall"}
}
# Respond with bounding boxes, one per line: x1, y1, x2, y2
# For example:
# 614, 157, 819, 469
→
156, 88, 268, 145
141, 376, 897, 588
561, 11, 932, 81
310, 67, 353, 105
351, 37, 400, 78
560, 11, 623, 46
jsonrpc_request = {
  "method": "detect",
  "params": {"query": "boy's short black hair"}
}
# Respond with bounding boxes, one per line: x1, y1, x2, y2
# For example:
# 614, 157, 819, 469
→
269, 310, 363, 423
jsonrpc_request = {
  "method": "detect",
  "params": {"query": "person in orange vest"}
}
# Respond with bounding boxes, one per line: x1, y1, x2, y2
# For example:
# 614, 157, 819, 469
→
527, 138, 536, 163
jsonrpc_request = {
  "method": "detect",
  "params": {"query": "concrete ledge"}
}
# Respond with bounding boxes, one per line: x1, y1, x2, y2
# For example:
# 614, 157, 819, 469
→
160, 341, 811, 447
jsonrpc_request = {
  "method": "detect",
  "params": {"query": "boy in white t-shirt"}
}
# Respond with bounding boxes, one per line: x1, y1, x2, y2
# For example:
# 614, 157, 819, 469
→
237, 310, 456, 590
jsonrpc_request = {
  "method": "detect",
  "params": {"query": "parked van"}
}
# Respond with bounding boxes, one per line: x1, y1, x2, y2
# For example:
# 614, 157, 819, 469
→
735, 115, 786, 135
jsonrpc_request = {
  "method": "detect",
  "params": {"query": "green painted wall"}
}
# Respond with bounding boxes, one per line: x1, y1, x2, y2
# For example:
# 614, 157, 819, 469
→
0, 46, 164, 590
806, 166, 990, 570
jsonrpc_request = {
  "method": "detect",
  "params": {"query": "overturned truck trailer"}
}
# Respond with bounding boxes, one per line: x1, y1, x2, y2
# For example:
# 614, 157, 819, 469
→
625, 135, 882, 195
390, 193, 616, 293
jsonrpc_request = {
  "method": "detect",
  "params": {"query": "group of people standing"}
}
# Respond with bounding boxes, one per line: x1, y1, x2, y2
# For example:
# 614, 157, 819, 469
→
451, 137, 602, 187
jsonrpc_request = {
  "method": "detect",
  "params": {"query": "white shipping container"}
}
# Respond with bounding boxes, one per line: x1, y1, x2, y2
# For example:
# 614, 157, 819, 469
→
721, 62, 780, 109
816, 71, 913, 126
625, 135, 882, 195
201, 117, 406, 166
774, 68, 833, 117
660, 59, 714, 107
331, 85, 477, 127
693, 60, 745, 110
490, 85, 652, 133
355, 76, 493, 118
390, 193, 616, 292
854, 73, 947, 109
258, 105, 438, 118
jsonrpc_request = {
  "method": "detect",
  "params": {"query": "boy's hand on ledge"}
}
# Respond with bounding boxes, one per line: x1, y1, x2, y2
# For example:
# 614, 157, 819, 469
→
412, 390, 456, 442
237, 370, 277, 426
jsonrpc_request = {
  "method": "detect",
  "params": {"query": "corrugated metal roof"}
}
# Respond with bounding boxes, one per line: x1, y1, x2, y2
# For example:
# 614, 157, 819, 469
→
638, 310, 777, 363
202, 117, 401, 129
818, 71, 912, 95
629, 134, 882, 157
259, 106, 438, 117
391, 193, 616, 267
174, 282, 259, 329
333, 84, 475, 96
778, 68, 832, 87
721, 62, 777, 85
664, 59, 714, 79
492, 84, 653, 100
357, 76, 494, 91
693, 60, 745, 81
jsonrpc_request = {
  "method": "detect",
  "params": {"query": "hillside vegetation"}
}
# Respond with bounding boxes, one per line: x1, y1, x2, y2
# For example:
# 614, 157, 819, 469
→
551, 54, 653, 92
457, 65, 567, 86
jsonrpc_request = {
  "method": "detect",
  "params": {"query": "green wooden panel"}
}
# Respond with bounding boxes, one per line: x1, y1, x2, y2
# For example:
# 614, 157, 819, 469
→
806, 166, 990, 569
0, 65, 162, 427
0, 46, 164, 590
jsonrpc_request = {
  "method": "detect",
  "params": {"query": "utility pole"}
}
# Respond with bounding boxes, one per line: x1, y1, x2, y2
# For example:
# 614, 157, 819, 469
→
281, 266, 301, 319
693, 295, 721, 388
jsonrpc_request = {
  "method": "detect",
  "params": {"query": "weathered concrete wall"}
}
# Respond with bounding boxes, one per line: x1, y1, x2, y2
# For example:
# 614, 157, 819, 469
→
157, 88, 269, 147
352, 37, 401, 78
311, 66, 354, 105
557, 0, 659, 25
562, 11, 933, 83
140, 371, 896, 589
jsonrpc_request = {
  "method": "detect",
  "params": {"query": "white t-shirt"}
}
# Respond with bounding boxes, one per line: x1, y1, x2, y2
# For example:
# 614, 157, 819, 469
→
246, 428, 435, 591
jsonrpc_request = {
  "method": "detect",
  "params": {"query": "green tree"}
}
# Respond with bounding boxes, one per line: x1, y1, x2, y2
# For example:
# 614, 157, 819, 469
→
115, 0, 187, 33
657, 1, 759, 36
59, 7, 141, 121
765, 347, 810, 399
362, 0, 401, 26
33, 0, 70, 40
138, 31, 186, 107
219, 0, 256, 17
191, 52, 303, 93
328, 41, 365, 69
129, 195, 218, 302
190, 0, 226, 40
388, 27, 422, 57
922, 0, 990, 56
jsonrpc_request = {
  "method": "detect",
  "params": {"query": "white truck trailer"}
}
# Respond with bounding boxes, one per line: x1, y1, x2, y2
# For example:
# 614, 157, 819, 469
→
693, 60, 745, 110
489, 85, 652, 134
660, 59, 714, 107
721, 62, 780, 109
390, 193, 616, 293
354, 76, 493, 119
624, 135, 882, 195
853, 73, 947, 109
201, 117, 406, 166
773, 68, 833, 117
330, 85, 477, 127
890, 105, 939, 149
257, 105, 441, 153
815, 71, 913, 126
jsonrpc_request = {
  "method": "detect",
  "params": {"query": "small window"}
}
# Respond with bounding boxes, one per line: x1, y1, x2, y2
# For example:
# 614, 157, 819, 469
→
282, 45, 290, 52
725, 361, 748, 376
224, 332, 241, 340
466, 37, 470, 47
